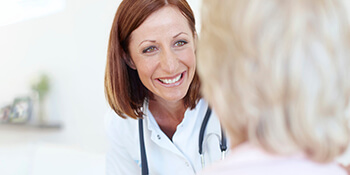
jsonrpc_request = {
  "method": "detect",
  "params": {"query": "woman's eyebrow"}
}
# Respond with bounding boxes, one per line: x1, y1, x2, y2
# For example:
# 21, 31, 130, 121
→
139, 40, 156, 47
173, 32, 188, 38
138, 32, 188, 47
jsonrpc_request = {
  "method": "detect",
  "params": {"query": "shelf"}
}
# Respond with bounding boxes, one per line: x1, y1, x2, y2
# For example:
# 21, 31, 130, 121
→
0, 121, 63, 130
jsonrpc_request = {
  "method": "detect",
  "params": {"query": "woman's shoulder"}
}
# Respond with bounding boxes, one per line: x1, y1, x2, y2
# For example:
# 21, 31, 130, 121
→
199, 143, 347, 175
105, 109, 138, 127
104, 109, 139, 143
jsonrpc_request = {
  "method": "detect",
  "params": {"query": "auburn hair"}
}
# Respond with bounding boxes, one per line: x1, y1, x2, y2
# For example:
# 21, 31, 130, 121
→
105, 0, 200, 119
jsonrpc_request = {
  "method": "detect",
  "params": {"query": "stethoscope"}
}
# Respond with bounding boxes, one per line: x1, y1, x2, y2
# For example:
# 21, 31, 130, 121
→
138, 106, 227, 175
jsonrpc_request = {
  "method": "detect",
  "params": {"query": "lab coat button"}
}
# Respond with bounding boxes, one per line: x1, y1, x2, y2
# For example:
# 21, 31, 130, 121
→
157, 135, 161, 140
185, 162, 190, 167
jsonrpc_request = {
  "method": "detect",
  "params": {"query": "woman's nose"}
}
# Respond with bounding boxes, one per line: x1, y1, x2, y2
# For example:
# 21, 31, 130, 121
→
160, 48, 179, 74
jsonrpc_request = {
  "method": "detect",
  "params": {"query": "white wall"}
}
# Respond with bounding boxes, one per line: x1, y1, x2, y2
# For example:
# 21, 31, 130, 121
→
0, 0, 121, 153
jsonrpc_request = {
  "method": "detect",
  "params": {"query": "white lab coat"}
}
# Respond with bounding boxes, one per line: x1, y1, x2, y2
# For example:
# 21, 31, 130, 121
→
105, 99, 225, 175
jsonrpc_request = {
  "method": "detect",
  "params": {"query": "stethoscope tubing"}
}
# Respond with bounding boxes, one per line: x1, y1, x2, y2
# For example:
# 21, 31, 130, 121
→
138, 119, 149, 175
198, 107, 212, 155
199, 107, 227, 168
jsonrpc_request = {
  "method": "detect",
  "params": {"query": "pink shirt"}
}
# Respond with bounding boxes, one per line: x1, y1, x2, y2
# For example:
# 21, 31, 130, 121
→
198, 143, 346, 175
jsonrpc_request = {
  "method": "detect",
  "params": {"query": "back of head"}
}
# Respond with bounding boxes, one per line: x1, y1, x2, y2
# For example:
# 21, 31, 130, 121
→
198, 0, 350, 162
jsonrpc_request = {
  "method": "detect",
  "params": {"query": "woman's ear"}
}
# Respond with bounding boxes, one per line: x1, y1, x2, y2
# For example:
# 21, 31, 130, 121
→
123, 53, 136, 70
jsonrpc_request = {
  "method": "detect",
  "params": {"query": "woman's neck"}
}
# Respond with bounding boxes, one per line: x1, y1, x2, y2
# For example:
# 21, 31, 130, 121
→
148, 97, 186, 140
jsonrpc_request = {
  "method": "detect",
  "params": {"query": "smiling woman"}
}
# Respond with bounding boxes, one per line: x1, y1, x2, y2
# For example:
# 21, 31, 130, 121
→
128, 6, 196, 106
104, 0, 225, 175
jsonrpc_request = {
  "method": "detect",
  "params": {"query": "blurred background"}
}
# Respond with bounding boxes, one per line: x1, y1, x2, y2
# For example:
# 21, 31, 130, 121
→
0, 0, 348, 175
0, 0, 202, 174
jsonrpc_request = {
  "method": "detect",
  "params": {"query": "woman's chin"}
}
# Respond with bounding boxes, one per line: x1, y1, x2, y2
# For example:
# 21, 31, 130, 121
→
152, 92, 187, 104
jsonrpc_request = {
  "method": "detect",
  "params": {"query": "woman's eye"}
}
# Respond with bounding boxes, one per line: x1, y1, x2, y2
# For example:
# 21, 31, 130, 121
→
142, 46, 157, 53
174, 40, 188, 47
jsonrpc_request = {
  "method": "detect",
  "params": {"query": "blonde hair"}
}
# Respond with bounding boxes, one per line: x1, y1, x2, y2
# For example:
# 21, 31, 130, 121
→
198, 0, 350, 162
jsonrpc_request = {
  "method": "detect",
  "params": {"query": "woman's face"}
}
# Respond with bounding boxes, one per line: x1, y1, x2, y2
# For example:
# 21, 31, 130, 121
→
128, 6, 196, 103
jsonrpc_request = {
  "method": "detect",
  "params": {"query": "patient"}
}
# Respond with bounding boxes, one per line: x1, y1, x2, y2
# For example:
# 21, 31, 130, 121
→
197, 0, 350, 174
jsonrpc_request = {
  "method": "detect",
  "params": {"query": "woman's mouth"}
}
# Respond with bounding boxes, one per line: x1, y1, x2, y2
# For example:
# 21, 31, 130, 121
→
158, 72, 184, 85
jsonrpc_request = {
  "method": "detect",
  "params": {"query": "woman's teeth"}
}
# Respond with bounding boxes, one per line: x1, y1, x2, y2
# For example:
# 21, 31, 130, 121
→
159, 74, 182, 84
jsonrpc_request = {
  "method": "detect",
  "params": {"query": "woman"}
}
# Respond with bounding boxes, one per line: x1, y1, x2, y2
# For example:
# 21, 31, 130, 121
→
197, 0, 350, 174
104, 0, 226, 174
